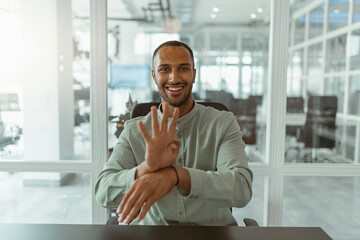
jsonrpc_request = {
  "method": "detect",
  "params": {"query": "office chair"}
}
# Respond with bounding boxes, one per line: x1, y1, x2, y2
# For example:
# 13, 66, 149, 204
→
284, 97, 305, 162
106, 101, 259, 227
230, 97, 257, 145
130, 101, 228, 119
285, 96, 337, 163
301, 96, 337, 162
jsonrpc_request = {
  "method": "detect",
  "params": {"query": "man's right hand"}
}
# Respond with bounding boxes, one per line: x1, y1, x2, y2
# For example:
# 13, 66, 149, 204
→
136, 102, 180, 177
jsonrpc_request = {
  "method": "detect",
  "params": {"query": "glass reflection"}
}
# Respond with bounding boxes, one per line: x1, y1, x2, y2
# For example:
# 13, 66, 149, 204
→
294, 15, 306, 44
309, 4, 324, 39
326, 35, 347, 72
307, 42, 323, 76
350, 29, 360, 71
287, 49, 303, 96
354, 0, 360, 22
327, 0, 349, 32
348, 76, 360, 115
325, 77, 344, 113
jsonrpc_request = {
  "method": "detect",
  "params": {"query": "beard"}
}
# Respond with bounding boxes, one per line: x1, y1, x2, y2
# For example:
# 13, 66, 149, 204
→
158, 82, 193, 107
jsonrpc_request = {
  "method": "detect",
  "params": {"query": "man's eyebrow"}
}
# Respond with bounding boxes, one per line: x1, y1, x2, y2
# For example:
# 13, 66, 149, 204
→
179, 63, 191, 67
158, 64, 171, 67
158, 63, 191, 67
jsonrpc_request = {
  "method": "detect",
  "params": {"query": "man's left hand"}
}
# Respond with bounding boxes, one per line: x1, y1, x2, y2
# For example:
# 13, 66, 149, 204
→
117, 167, 177, 224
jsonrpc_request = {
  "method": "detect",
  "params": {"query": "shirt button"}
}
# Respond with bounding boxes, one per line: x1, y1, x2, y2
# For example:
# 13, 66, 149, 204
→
177, 134, 182, 138
179, 211, 183, 215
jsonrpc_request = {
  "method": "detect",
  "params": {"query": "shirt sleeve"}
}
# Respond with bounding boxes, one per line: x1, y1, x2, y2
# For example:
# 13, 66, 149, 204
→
184, 117, 253, 208
94, 123, 138, 209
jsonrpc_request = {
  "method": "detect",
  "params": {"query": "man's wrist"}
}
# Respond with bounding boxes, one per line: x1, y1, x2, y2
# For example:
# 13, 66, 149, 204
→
136, 162, 155, 179
170, 166, 179, 186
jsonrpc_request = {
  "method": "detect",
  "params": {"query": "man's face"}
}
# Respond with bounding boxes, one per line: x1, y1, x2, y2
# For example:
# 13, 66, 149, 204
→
152, 46, 196, 107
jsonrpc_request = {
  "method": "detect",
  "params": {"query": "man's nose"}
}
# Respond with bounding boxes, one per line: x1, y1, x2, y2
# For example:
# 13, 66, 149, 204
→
169, 69, 180, 82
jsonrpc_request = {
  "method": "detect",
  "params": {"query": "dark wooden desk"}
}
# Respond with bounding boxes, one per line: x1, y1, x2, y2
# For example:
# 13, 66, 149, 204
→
1, 224, 332, 240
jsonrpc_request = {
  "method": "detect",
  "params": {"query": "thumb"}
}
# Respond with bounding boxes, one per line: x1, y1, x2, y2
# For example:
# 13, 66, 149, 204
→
169, 140, 181, 151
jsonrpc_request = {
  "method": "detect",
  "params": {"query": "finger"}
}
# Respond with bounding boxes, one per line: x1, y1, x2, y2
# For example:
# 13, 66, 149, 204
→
136, 199, 155, 223
118, 191, 139, 223
138, 121, 151, 143
151, 106, 160, 136
124, 196, 147, 225
160, 102, 169, 132
169, 107, 179, 135
117, 183, 136, 215
170, 141, 181, 151
170, 141, 180, 156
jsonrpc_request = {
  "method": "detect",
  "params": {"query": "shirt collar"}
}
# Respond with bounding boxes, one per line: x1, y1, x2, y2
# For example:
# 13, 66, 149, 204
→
157, 101, 199, 125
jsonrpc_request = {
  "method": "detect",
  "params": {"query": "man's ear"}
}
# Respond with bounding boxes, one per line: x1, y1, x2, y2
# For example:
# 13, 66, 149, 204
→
151, 70, 156, 83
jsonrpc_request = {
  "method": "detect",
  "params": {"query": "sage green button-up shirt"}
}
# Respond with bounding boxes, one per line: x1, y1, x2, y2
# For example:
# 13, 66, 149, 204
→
95, 102, 253, 226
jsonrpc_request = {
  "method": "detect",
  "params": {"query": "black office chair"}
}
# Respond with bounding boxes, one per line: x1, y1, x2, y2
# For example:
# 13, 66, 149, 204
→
230, 97, 257, 145
130, 101, 228, 119
302, 96, 337, 162
106, 101, 259, 227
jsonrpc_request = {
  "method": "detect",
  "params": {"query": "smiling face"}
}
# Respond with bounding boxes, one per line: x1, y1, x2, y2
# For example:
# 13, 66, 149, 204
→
152, 46, 196, 109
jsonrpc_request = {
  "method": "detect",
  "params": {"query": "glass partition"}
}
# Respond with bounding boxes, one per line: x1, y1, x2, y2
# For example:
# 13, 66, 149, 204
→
307, 42, 323, 77
350, 29, 360, 71
326, 34, 347, 73
0, 172, 91, 224
325, 77, 344, 113
106, 0, 270, 164
294, 15, 306, 44
354, 0, 360, 23
309, 4, 324, 39
0, 0, 91, 161
327, 0, 349, 32
283, 176, 360, 240
287, 0, 360, 165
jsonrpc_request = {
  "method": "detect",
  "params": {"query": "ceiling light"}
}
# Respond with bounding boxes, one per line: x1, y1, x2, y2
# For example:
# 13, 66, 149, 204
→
213, 7, 219, 13
211, 13, 217, 18
162, 18, 182, 33
334, 9, 340, 14
257, 8, 263, 13
250, 13, 256, 19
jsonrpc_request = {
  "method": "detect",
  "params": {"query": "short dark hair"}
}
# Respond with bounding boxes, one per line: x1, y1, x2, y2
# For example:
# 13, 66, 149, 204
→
152, 40, 194, 69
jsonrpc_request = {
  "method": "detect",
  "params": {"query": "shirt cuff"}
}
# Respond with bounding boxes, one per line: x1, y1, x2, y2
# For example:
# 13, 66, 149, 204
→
183, 167, 204, 199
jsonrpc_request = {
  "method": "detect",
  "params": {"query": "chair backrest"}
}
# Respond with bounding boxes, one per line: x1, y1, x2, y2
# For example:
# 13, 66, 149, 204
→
286, 97, 304, 113
230, 97, 257, 145
130, 102, 228, 119
303, 96, 337, 148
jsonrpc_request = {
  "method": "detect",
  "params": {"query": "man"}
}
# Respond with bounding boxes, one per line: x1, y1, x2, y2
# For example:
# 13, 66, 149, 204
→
95, 40, 253, 226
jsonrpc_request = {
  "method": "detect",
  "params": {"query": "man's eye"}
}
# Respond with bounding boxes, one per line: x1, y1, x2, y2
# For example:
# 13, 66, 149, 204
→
159, 68, 169, 72
179, 67, 189, 71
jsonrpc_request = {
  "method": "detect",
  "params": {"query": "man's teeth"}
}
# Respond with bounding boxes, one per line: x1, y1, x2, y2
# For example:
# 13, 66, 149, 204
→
168, 87, 182, 91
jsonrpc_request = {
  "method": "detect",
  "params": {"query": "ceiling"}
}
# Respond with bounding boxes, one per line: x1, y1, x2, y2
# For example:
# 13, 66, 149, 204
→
75, 0, 271, 32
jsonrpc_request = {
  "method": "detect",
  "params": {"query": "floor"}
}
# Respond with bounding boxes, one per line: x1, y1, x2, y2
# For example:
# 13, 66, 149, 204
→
0, 172, 359, 240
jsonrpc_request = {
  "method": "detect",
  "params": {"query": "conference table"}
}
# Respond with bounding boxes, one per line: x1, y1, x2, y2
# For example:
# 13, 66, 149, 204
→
1, 223, 332, 240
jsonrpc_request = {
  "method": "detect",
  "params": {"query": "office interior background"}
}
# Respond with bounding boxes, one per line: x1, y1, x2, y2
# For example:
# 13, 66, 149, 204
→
0, 0, 359, 239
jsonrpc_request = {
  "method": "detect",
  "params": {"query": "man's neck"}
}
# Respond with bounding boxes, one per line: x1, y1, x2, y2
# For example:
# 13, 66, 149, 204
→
162, 98, 194, 118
